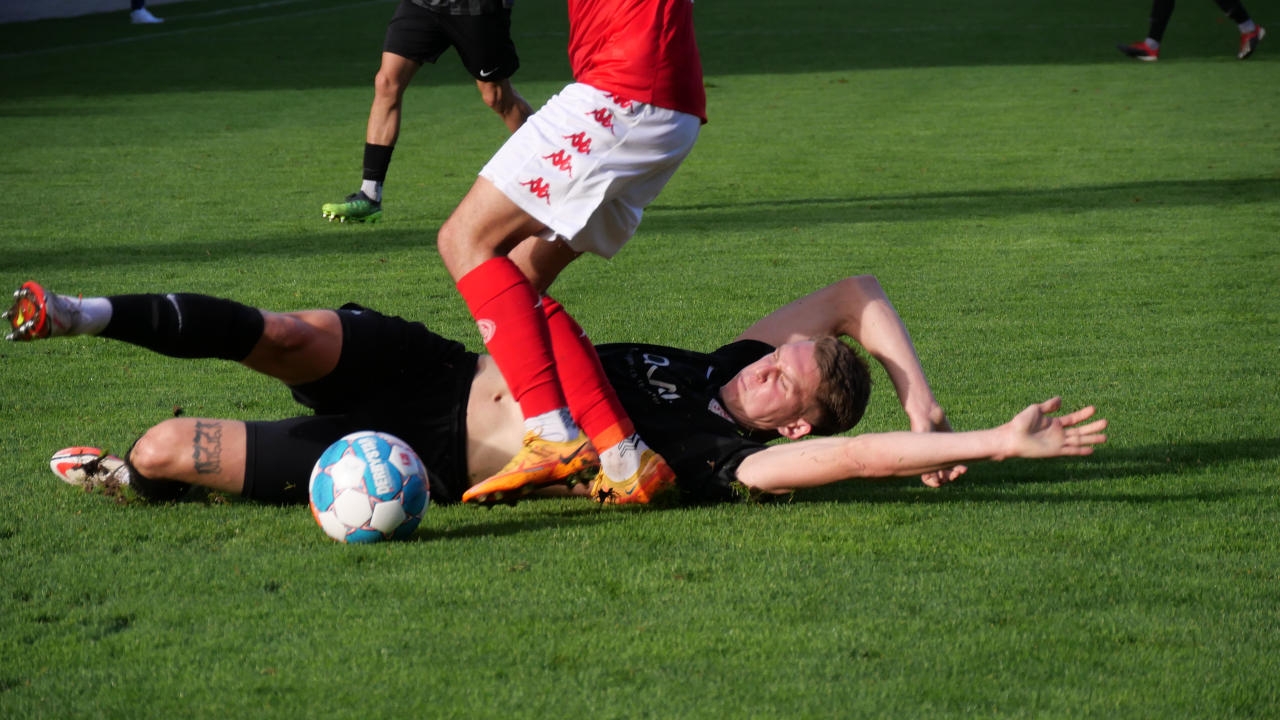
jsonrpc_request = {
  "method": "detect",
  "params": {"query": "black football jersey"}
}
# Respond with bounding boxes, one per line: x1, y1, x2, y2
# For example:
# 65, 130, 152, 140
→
596, 339, 776, 504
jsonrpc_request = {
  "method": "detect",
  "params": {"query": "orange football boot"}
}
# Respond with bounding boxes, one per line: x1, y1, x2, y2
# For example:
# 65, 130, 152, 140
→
588, 449, 677, 505
462, 431, 599, 505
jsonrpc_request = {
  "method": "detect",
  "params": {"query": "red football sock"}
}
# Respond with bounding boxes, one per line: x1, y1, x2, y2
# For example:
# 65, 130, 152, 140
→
541, 294, 633, 451
456, 258, 566, 418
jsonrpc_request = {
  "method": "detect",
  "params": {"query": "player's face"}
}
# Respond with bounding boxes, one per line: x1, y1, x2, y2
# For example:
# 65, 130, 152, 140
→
723, 341, 821, 433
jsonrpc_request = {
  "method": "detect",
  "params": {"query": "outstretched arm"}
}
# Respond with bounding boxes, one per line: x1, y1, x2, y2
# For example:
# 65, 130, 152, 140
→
735, 398, 1107, 494
735, 275, 947, 433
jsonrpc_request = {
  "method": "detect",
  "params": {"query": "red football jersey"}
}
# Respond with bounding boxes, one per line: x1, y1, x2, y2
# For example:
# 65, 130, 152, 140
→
566, 0, 707, 122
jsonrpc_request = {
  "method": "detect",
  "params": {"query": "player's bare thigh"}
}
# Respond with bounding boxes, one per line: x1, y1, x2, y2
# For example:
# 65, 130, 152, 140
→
130, 417, 247, 494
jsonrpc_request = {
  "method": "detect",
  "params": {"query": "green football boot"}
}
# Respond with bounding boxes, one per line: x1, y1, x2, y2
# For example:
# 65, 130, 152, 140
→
322, 192, 382, 224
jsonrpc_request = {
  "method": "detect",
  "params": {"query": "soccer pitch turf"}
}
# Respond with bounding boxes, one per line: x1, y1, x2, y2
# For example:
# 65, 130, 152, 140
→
1, 0, 1277, 717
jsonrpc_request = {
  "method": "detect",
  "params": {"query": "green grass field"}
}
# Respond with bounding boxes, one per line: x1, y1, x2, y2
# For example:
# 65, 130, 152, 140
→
2, 0, 1278, 716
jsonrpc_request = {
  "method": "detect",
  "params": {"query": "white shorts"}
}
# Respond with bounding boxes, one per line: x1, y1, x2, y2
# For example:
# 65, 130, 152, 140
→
480, 83, 701, 259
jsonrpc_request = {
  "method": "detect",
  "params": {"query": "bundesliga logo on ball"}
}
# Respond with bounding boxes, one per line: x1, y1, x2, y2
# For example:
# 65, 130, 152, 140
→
309, 431, 430, 544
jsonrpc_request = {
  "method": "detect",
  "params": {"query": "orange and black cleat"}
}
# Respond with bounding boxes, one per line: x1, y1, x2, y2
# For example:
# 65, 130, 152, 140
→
462, 431, 599, 506
588, 448, 677, 505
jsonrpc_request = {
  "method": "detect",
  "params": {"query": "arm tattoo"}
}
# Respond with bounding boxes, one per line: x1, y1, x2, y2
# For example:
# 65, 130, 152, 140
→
192, 421, 223, 475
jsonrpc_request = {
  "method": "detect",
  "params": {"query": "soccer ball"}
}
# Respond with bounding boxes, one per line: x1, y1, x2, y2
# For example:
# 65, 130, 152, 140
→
309, 431, 430, 544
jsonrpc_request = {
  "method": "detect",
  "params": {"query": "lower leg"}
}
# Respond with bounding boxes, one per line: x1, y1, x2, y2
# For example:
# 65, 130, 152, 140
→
360, 53, 418, 201
476, 79, 534, 133
127, 418, 248, 497
541, 295, 634, 457
360, 144, 394, 202
541, 295, 676, 503
456, 257, 577, 441
452, 259, 606, 503
1147, 0, 1176, 43
100, 293, 265, 360
14, 284, 342, 385
1212, 0, 1253, 26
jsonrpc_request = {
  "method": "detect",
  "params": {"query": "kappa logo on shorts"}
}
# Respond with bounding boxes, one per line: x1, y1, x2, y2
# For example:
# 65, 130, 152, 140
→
586, 107, 616, 134
520, 177, 552, 204
563, 131, 592, 155
543, 149, 574, 178
604, 93, 634, 110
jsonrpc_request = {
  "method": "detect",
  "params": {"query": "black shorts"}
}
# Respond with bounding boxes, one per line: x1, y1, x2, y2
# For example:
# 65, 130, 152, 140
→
242, 305, 479, 506
383, 0, 519, 81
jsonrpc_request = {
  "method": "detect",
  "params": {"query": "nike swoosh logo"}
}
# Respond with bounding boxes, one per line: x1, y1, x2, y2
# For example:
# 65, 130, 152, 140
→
550, 442, 595, 481
557, 442, 590, 467
478, 68, 498, 78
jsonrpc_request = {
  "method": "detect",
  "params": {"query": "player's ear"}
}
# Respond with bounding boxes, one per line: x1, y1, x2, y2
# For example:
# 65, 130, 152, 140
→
776, 417, 812, 440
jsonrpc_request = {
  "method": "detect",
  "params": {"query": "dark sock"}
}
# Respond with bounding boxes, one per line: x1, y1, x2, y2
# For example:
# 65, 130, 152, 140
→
1148, 0, 1175, 42
122, 456, 189, 503
101, 294, 265, 361
1212, 0, 1252, 25
362, 143, 394, 186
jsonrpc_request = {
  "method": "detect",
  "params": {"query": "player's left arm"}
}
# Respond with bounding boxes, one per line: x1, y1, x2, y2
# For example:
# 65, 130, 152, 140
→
735, 398, 1107, 493
735, 275, 946, 433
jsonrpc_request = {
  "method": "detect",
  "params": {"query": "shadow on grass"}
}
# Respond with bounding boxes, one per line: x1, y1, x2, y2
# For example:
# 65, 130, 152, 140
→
648, 177, 1280, 237
800, 435, 1280, 505
417, 505, 627, 542
5, 176, 1275, 276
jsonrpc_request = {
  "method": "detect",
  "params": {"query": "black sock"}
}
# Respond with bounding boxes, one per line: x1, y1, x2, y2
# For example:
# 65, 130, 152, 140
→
101, 294, 265, 361
362, 143, 394, 185
1212, 0, 1252, 25
1148, 0, 1175, 42
121, 455, 189, 503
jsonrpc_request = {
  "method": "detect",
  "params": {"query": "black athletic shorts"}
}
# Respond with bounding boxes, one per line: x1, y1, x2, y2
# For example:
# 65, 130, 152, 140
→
383, 0, 519, 81
241, 305, 478, 506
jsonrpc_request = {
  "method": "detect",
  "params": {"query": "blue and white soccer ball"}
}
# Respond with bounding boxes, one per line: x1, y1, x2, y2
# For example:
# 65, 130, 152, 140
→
309, 431, 430, 544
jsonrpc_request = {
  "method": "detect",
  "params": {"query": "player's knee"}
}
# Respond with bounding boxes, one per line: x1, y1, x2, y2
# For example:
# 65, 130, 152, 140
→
373, 70, 407, 103
260, 312, 325, 354
125, 426, 192, 502
436, 219, 468, 273
478, 83, 505, 113
127, 422, 186, 480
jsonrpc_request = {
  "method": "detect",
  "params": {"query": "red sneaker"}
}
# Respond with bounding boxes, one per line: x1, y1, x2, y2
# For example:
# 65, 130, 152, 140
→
50, 447, 127, 489
1116, 40, 1159, 62
1239, 26, 1265, 60
4, 280, 81, 341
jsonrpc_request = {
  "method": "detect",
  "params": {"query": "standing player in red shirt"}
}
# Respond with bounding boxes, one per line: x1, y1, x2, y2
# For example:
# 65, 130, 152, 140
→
437, 0, 705, 506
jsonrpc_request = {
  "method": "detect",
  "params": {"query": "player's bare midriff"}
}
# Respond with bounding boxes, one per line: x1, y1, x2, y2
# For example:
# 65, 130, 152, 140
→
464, 355, 527, 484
